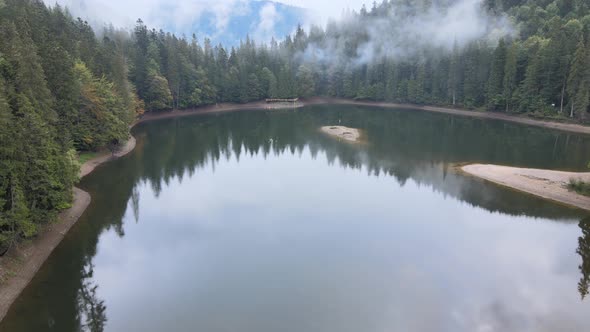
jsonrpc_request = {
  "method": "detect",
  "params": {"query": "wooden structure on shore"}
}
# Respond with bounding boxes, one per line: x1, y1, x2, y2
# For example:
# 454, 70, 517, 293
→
264, 98, 303, 109
266, 98, 299, 103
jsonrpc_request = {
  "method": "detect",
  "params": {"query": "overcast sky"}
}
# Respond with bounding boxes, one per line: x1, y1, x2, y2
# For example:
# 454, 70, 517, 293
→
41, 0, 369, 34
274, 0, 368, 17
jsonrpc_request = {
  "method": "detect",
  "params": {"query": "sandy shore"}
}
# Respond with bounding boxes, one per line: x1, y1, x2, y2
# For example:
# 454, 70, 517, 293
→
80, 136, 137, 178
462, 164, 590, 211
0, 136, 136, 321
321, 126, 362, 143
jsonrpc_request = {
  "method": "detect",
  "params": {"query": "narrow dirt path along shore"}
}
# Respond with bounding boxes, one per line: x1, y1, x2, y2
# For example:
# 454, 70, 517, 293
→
462, 164, 590, 211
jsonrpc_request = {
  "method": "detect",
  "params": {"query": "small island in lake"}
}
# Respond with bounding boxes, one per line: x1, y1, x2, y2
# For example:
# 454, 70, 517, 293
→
321, 126, 362, 143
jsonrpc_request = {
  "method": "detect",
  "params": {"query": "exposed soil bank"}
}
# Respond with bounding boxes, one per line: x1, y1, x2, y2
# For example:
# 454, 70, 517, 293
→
321, 126, 362, 143
0, 136, 136, 321
462, 164, 590, 211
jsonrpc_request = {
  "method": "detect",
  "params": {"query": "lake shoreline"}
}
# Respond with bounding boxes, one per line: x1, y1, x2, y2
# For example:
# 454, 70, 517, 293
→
138, 98, 590, 135
461, 164, 590, 211
0, 136, 136, 322
1, 98, 589, 322
313, 98, 590, 135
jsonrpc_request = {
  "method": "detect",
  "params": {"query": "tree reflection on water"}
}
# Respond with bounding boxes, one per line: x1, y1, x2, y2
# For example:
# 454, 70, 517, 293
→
578, 217, 590, 300
77, 260, 106, 332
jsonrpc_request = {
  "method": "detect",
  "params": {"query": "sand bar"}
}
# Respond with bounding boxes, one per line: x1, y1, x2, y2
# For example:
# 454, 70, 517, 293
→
462, 164, 590, 211
321, 125, 361, 143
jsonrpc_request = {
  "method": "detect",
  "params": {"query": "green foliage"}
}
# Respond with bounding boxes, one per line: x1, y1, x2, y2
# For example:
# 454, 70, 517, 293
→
260, 67, 278, 98
73, 61, 130, 150
0, 0, 137, 251
568, 179, 590, 197
78, 151, 100, 165
108, 0, 590, 117
486, 39, 507, 111
296, 65, 315, 98
567, 37, 590, 119
145, 74, 173, 111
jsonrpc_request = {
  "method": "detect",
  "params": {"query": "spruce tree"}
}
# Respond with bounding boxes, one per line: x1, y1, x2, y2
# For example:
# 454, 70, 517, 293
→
503, 43, 518, 112
567, 37, 590, 118
486, 39, 507, 111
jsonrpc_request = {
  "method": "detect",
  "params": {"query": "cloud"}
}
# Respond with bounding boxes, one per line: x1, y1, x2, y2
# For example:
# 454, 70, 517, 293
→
281, 0, 369, 22
42, 0, 372, 34
209, 0, 252, 33
43, 0, 513, 65
252, 3, 280, 42
43, 0, 256, 35
298, 0, 515, 66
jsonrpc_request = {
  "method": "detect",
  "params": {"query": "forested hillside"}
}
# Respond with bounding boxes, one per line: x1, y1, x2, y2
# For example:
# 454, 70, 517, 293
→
0, 0, 138, 251
1, 0, 590, 250
126, 0, 590, 118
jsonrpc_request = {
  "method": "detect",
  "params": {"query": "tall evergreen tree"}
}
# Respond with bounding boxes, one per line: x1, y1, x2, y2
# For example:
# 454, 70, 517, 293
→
567, 37, 590, 119
486, 38, 507, 110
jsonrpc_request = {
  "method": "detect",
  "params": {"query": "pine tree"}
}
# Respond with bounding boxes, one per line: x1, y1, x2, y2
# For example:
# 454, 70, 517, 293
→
463, 44, 480, 108
567, 37, 590, 118
260, 67, 278, 98
503, 43, 518, 112
132, 19, 149, 100
0, 77, 16, 252
486, 39, 507, 110
448, 41, 461, 105
296, 65, 315, 98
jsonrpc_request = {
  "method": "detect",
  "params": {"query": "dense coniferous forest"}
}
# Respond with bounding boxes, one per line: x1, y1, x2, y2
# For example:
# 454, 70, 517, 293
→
0, 0, 590, 250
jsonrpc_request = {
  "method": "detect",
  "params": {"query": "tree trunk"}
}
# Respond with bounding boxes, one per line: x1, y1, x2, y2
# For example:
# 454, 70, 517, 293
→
560, 81, 566, 114
571, 102, 574, 118
177, 80, 181, 109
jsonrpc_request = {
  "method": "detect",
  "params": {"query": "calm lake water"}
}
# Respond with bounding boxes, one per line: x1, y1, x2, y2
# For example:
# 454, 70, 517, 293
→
2, 105, 590, 332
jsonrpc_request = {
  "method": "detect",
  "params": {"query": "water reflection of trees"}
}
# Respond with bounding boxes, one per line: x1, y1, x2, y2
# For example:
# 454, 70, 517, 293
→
5, 106, 590, 331
132, 106, 589, 219
77, 261, 106, 332
71, 106, 589, 327
578, 217, 590, 300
